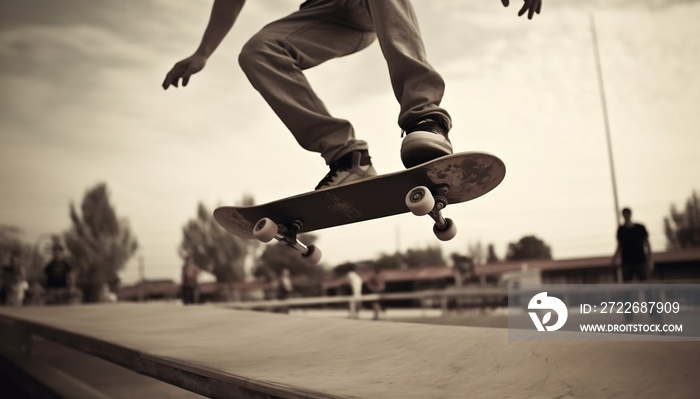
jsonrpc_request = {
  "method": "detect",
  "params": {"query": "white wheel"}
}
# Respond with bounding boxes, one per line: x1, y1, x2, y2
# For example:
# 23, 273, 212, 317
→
405, 186, 435, 216
302, 245, 322, 265
253, 218, 278, 242
434, 218, 457, 241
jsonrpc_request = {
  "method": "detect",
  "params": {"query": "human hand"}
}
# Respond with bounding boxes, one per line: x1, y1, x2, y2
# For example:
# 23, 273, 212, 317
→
162, 54, 207, 89
501, 0, 542, 20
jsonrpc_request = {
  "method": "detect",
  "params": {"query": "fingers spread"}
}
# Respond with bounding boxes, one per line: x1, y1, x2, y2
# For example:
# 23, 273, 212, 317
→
518, 0, 542, 20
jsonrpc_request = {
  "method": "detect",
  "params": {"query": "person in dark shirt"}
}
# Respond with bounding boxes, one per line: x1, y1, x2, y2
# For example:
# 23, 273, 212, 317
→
181, 256, 201, 305
44, 244, 77, 304
612, 208, 653, 282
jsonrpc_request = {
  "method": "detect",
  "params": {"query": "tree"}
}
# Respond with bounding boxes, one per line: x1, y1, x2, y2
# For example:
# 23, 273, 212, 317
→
179, 203, 246, 283
253, 234, 320, 276
337, 245, 446, 274
505, 235, 552, 261
664, 190, 700, 250
253, 233, 324, 296
450, 253, 474, 286
403, 245, 445, 268
63, 183, 138, 302
0, 226, 25, 258
239, 195, 262, 279
486, 243, 500, 264
465, 241, 484, 265
0, 226, 33, 275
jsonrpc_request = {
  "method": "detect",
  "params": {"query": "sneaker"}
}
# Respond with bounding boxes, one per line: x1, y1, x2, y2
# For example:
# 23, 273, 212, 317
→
400, 116, 453, 168
315, 150, 378, 190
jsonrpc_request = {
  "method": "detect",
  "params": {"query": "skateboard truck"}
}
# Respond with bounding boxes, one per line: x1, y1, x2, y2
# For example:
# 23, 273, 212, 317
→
405, 186, 458, 241
253, 218, 323, 265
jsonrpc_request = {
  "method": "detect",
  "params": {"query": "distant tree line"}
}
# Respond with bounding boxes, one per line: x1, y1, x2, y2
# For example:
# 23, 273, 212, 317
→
2, 186, 698, 302
664, 190, 700, 250
0, 183, 137, 303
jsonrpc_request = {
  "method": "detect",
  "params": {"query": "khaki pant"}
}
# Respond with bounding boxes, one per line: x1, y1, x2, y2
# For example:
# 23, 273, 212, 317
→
239, 0, 451, 164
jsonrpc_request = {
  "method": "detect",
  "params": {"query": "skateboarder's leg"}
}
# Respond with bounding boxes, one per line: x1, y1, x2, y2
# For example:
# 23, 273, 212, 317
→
365, 0, 451, 128
238, 1, 376, 165
365, 0, 453, 167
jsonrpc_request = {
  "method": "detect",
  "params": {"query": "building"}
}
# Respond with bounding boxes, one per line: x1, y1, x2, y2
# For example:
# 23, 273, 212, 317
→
475, 248, 700, 285
117, 249, 700, 302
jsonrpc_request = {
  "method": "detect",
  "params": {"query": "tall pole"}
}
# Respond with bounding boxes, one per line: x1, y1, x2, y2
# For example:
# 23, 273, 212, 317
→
137, 255, 145, 302
590, 14, 621, 225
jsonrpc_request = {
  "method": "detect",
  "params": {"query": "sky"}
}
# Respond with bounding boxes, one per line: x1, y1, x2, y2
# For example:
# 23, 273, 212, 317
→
1, 0, 699, 285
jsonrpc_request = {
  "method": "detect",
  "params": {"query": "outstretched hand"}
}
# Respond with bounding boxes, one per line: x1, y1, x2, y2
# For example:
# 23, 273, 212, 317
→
162, 54, 207, 90
501, 0, 542, 20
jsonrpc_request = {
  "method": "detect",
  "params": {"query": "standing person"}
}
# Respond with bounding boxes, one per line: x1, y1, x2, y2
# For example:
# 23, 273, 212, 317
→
44, 244, 78, 305
366, 265, 386, 320
181, 256, 201, 305
346, 264, 364, 318
1, 250, 27, 306
276, 268, 294, 300
162, 0, 542, 190
276, 268, 294, 313
612, 208, 653, 282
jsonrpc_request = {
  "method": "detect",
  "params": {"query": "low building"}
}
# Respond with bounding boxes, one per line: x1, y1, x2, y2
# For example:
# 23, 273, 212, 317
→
118, 249, 700, 303
475, 248, 700, 285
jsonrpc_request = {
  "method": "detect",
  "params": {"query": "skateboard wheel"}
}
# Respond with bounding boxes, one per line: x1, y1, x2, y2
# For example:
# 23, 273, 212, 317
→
433, 218, 457, 241
253, 218, 278, 242
302, 245, 322, 265
405, 186, 435, 216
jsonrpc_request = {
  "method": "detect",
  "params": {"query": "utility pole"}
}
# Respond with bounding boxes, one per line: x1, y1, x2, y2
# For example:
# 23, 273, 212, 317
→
137, 255, 145, 302
591, 14, 621, 225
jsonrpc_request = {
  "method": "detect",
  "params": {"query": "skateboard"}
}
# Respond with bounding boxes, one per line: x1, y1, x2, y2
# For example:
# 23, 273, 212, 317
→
214, 152, 505, 264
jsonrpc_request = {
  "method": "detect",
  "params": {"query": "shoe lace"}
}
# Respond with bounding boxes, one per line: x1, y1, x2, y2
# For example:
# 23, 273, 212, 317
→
401, 117, 446, 137
315, 165, 347, 190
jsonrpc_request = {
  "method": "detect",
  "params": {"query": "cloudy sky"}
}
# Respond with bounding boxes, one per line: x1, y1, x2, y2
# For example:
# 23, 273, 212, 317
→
1, 0, 699, 284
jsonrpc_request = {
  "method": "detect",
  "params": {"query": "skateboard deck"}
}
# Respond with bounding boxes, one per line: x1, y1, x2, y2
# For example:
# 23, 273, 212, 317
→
214, 152, 505, 245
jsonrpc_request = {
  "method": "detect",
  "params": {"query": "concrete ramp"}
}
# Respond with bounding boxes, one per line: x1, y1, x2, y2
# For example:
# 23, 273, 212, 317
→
0, 304, 697, 398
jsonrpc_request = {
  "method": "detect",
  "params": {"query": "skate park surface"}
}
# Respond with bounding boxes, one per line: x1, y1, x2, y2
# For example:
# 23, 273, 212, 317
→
0, 303, 698, 398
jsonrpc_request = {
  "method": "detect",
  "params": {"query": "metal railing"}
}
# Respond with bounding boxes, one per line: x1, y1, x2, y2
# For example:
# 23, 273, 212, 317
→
226, 286, 509, 317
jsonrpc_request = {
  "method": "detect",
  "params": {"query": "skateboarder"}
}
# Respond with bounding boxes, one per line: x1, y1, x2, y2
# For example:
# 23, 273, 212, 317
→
163, 0, 542, 189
